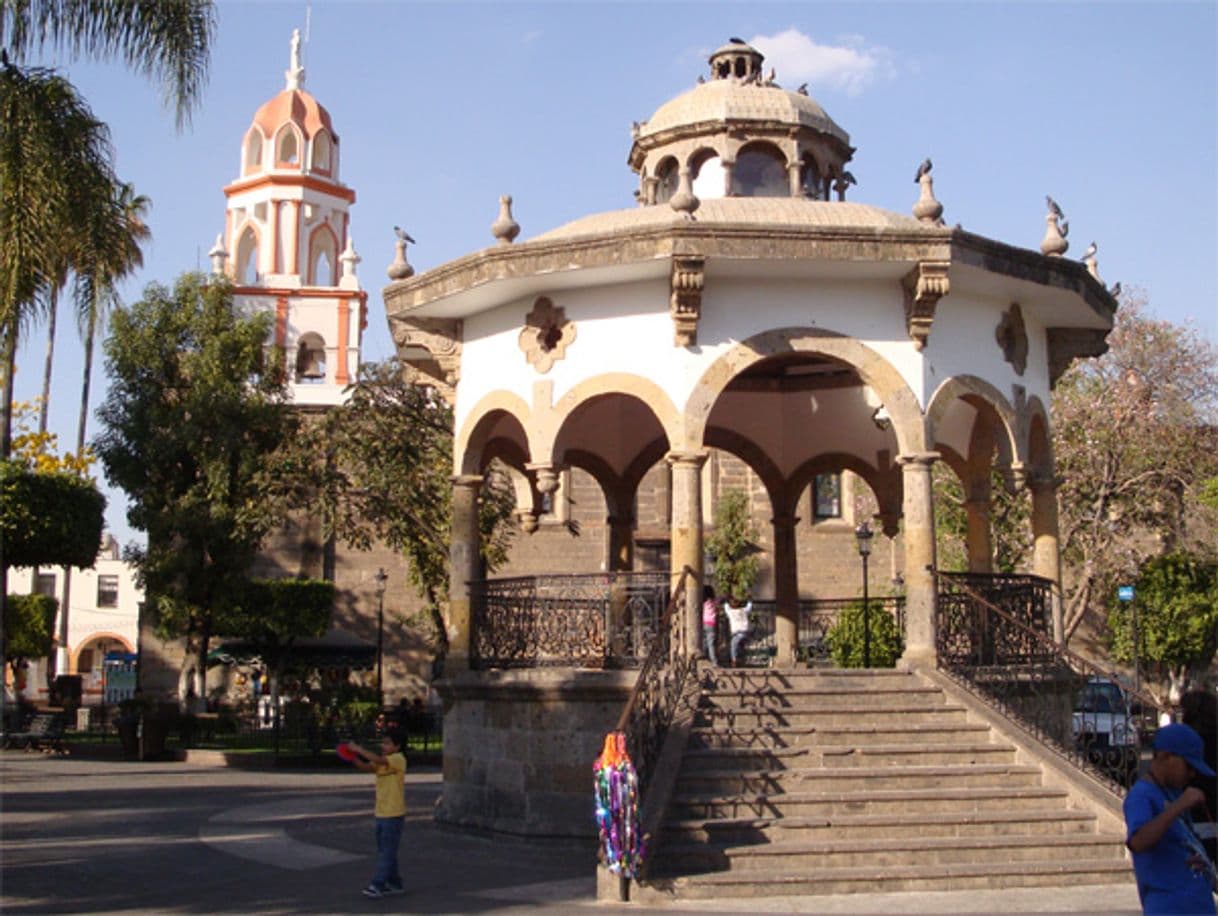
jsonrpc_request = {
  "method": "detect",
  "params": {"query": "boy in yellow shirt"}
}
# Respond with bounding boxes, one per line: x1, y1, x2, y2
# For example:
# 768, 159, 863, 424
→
347, 731, 407, 898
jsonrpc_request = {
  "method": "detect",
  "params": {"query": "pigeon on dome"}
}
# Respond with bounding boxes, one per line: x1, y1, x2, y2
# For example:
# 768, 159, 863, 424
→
1081, 241, 1097, 261
1045, 195, 1064, 219
914, 157, 932, 183
393, 226, 416, 245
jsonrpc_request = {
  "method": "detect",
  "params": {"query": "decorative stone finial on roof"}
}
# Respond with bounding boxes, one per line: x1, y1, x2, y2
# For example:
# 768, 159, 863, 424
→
1081, 241, 1099, 279
912, 158, 944, 225
387, 227, 415, 280
208, 233, 227, 276
491, 195, 521, 245
1040, 195, 1069, 257
339, 237, 361, 288
285, 28, 306, 91
669, 166, 700, 218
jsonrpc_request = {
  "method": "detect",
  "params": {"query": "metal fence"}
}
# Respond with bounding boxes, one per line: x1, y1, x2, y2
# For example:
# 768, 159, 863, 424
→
742, 597, 906, 666
468, 572, 671, 669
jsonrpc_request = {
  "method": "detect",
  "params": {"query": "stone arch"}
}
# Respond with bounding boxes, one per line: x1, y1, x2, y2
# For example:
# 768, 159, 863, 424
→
1021, 395, 1053, 475
311, 129, 333, 175
456, 392, 537, 477
683, 328, 926, 457
274, 123, 302, 166
925, 375, 1020, 466
307, 223, 339, 286
243, 127, 265, 173
233, 222, 260, 284
704, 426, 785, 510
734, 140, 788, 197
70, 632, 134, 674
550, 374, 680, 465
654, 155, 679, 204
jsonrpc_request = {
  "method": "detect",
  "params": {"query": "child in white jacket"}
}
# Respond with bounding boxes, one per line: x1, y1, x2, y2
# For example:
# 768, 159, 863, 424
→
724, 596, 752, 668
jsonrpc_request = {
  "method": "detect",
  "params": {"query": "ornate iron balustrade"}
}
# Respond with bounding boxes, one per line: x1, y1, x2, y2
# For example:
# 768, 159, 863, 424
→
468, 572, 671, 670
933, 570, 1167, 795
614, 567, 695, 798
746, 598, 906, 665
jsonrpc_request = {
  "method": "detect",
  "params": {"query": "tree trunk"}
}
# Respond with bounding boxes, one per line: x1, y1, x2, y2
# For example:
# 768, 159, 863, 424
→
38, 286, 58, 434
77, 302, 97, 452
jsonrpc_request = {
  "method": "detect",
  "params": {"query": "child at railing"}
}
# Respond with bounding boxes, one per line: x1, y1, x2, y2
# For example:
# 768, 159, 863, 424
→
702, 586, 721, 665
725, 594, 753, 668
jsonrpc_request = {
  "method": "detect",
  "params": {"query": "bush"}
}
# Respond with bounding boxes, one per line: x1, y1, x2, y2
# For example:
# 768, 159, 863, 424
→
826, 601, 903, 668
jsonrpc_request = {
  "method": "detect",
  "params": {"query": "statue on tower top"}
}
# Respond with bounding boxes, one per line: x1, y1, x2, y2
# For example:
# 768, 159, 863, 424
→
286, 28, 305, 91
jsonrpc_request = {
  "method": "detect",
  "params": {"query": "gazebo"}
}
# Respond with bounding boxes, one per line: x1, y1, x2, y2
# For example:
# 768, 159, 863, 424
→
383, 38, 1113, 836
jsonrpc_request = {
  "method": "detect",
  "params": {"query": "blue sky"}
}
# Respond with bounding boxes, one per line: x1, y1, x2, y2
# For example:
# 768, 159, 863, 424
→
12, 0, 1217, 548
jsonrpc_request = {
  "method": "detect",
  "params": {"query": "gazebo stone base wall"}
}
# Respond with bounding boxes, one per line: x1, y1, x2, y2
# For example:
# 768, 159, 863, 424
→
435, 668, 635, 836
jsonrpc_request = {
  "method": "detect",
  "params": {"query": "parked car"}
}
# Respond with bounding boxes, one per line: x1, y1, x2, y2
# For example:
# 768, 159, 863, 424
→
1072, 676, 1140, 785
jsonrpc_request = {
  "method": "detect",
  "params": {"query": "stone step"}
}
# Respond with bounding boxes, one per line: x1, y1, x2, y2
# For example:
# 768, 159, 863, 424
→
680, 741, 1018, 771
634, 857, 1132, 900
654, 831, 1127, 874
698, 683, 946, 708
668, 785, 1071, 820
688, 722, 994, 749
676, 762, 1045, 795
694, 703, 970, 728
661, 807, 1101, 845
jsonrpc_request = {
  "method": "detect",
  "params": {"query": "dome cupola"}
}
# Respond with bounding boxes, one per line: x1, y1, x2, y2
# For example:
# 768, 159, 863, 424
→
628, 38, 856, 206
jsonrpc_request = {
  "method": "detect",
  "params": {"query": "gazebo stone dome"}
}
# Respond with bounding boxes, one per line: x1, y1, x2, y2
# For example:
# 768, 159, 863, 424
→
629, 38, 856, 205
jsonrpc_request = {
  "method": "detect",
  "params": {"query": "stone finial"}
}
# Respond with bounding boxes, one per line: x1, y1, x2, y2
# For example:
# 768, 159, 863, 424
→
1040, 196, 1069, 257
386, 235, 414, 281
912, 168, 944, 225
669, 166, 700, 217
515, 509, 539, 534
339, 237, 361, 288
207, 233, 228, 276
285, 28, 305, 91
491, 195, 520, 245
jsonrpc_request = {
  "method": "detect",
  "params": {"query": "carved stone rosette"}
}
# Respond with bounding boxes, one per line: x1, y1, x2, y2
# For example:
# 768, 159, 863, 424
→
670, 256, 705, 347
995, 302, 1028, 376
519, 297, 576, 373
901, 260, 951, 350
389, 316, 463, 396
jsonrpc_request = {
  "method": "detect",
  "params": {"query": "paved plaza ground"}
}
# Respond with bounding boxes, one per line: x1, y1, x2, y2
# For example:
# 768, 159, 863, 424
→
1, 752, 1143, 914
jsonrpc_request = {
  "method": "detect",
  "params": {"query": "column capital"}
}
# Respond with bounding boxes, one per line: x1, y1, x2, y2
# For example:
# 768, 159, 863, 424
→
666, 449, 708, 469
896, 451, 940, 469
524, 462, 560, 494
451, 473, 484, 489
770, 513, 800, 532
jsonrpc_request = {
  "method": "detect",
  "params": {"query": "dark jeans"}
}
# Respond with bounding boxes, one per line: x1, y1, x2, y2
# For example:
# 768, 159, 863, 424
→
371, 815, 404, 889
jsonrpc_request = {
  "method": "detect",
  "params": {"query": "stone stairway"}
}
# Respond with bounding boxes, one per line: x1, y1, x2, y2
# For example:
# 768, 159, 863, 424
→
636, 666, 1131, 901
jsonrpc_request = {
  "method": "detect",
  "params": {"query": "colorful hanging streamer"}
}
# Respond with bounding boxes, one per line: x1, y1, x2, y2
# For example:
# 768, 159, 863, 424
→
594, 731, 644, 878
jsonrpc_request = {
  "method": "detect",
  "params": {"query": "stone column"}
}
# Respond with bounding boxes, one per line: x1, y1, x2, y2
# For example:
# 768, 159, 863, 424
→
964, 488, 993, 574
771, 512, 800, 666
897, 452, 939, 666
669, 451, 707, 655
1028, 473, 1065, 644
447, 474, 483, 672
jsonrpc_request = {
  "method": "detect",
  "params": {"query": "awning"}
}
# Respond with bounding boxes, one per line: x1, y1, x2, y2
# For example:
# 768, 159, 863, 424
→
206, 628, 376, 671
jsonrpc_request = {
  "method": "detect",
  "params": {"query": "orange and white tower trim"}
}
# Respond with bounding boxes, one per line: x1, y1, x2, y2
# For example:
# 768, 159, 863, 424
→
210, 29, 366, 406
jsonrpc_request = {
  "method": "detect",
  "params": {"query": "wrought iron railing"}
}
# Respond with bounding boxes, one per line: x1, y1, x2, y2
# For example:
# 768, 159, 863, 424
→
740, 598, 906, 666
933, 570, 1167, 794
468, 572, 671, 669
614, 566, 695, 798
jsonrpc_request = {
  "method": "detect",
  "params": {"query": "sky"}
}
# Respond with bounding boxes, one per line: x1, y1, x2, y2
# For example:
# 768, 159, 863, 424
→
11, 0, 1217, 549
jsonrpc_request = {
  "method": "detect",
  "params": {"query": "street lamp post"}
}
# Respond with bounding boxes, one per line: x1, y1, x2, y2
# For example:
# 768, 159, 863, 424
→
374, 568, 388, 706
855, 522, 874, 668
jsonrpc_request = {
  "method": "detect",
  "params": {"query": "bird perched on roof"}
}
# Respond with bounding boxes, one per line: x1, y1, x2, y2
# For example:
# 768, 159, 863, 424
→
1045, 195, 1063, 219
630, 120, 641, 139
1081, 241, 1097, 260
697, 74, 705, 84
914, 158, 932, 183
796, 82, 808, 95
393, 226, 415, 245
765, 67, 777, 86
1058, 218, 1069, 238
1109, 281, 1122, 298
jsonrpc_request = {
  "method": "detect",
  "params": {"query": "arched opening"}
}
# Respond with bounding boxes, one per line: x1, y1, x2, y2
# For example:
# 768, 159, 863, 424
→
308, 226, 338, 286
654, 157, 679, 204
690, 148, 725, 199
734, 142, 789, 198
800, 152, 825, 200
235, 225, 258, 284
244, 128, 264, 172
275, 125, 300, 166
295, 332, 327, 383
312, 130, 332, 173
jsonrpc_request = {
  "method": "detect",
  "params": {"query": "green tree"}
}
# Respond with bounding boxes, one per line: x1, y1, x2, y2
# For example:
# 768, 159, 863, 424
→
95, 274, 297, 703
706, 489, 760, 602
1054, 295, 1218, 642
311, 359, 516, 662
934, 464, 1031, 574
3, 592, 56, 686
1107, 553, 1218, 703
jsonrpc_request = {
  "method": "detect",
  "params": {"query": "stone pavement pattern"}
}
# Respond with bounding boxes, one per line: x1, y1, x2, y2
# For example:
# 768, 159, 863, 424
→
0, 753, 1143, 914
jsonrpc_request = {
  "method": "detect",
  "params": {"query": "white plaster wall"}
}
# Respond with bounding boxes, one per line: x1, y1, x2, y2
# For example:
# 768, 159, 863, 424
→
5, 560, 140, 658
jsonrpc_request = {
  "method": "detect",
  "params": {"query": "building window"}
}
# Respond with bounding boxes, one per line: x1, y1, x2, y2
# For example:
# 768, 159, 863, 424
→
734, 143, 788, 198
77, 648, 94, 674
813, 473, 842, 520
35, 573, 56, 597
97, 575, 119, 608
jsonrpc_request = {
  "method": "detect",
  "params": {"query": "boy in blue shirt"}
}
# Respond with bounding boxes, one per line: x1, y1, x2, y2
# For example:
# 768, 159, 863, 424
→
1124, 723, 1217, 914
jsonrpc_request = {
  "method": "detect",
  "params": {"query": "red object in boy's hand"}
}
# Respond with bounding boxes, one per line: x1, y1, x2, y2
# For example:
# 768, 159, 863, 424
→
335, 742, 357, 762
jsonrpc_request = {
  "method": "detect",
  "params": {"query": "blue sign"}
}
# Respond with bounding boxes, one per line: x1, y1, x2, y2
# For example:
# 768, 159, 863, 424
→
1118, 585, 1134, 602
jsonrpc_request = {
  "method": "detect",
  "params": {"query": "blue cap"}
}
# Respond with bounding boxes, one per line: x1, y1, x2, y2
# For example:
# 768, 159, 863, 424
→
1153, 723, 1215, 777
